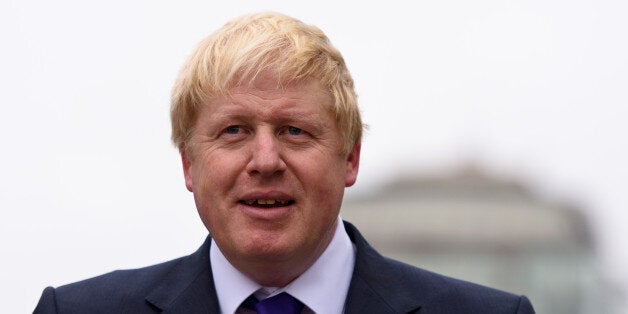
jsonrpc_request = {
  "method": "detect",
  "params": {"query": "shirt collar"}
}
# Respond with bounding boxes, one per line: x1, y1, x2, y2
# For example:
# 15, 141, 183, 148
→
210, 217, 356, 314
210, 240, 259, 314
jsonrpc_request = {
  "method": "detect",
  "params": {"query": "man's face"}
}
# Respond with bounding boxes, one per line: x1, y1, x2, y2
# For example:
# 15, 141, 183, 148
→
181, 76, 360, 284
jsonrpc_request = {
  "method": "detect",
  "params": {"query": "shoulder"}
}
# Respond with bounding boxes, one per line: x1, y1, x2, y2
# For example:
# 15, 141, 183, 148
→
34, 257, 185, 314
384, 258, 533, 313
66, 255, 186, 295
34, 237, 213, 314
344, 221, 534, 313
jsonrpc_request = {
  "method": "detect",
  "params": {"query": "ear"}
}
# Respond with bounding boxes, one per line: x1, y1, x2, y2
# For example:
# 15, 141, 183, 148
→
344, 143, 361, 187
180, 149, 194, 192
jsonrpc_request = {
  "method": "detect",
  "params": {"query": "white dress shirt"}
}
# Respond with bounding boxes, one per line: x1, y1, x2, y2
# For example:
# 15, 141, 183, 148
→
210, 217, 356, 314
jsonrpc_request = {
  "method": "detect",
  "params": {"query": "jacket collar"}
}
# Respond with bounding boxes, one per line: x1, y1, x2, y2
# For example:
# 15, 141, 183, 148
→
344, 221, 422, 314
143, 221, 423, 314
145, 236, 220, 313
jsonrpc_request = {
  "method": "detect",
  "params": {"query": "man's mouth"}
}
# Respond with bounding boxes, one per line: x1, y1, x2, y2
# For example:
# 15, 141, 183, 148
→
239, 199, 295, 208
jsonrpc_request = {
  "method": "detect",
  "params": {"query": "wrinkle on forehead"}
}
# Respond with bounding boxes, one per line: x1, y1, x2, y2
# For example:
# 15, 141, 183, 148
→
215, 97, 331, 133
218, 78, 333, 115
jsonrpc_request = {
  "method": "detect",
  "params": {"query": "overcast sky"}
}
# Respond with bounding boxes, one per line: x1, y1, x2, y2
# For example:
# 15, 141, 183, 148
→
2, 0, 627, 312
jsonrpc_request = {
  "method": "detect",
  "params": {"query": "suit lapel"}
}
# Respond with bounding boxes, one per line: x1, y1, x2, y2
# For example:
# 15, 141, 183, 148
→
142, 224, 423, 313
344, 275, 400, 313
344, 221, 422, 314
145, 236, 221, 313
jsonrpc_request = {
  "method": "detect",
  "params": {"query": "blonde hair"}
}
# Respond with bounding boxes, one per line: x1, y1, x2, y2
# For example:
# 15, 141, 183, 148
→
170, 12, 362, 155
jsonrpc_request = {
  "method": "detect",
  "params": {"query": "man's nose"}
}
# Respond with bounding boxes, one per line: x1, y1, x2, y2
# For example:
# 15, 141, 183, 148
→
246, 130, 287, 176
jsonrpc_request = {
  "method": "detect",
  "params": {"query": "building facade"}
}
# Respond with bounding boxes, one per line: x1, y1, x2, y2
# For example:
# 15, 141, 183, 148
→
341, 167, 613, 313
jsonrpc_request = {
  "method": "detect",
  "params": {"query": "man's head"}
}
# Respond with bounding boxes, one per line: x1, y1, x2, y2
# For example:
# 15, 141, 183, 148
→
170, 12, 363, 286
171, 12, 362, 156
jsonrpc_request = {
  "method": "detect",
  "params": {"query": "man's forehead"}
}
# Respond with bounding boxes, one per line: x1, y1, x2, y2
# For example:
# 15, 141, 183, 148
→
207, 79, 331, 111
206, 92, 331, 120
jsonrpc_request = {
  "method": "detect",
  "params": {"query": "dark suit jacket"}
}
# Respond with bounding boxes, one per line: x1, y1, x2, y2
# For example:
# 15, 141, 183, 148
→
34, 221, 534, 313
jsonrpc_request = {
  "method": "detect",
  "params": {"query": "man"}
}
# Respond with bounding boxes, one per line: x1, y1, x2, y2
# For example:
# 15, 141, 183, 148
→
34, 12, 534, 313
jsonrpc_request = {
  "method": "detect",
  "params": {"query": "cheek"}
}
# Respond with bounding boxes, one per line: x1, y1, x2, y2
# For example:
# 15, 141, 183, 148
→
190, 155, 241, 220
191, 161, 235, 234
193, 150, 244, 187
296, 154, 347, 203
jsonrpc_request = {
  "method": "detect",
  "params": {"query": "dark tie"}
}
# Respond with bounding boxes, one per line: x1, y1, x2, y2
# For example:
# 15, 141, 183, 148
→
242, 292, 305, 314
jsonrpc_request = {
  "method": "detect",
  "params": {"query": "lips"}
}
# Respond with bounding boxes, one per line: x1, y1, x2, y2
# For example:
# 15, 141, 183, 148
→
238, 193, 296, 221
238, 192, 295, 209
240, 199, 295, 208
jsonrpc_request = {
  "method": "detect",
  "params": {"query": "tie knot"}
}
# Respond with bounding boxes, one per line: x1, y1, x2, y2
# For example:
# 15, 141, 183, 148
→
248, 292, 305, 314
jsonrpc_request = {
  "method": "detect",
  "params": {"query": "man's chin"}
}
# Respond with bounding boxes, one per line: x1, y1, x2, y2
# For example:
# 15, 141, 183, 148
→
240, 239, 300, 262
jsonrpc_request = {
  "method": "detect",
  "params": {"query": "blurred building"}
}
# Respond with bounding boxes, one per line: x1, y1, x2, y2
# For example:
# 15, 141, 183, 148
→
341, 165, 613, 314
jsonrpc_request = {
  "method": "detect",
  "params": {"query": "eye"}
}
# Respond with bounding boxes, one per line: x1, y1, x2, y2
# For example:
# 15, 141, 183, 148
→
287, 126, 303, 136
224, 125, 241, 134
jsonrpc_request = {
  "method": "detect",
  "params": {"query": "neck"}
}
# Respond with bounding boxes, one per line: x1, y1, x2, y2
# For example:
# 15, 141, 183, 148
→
229, 221, 338, 287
